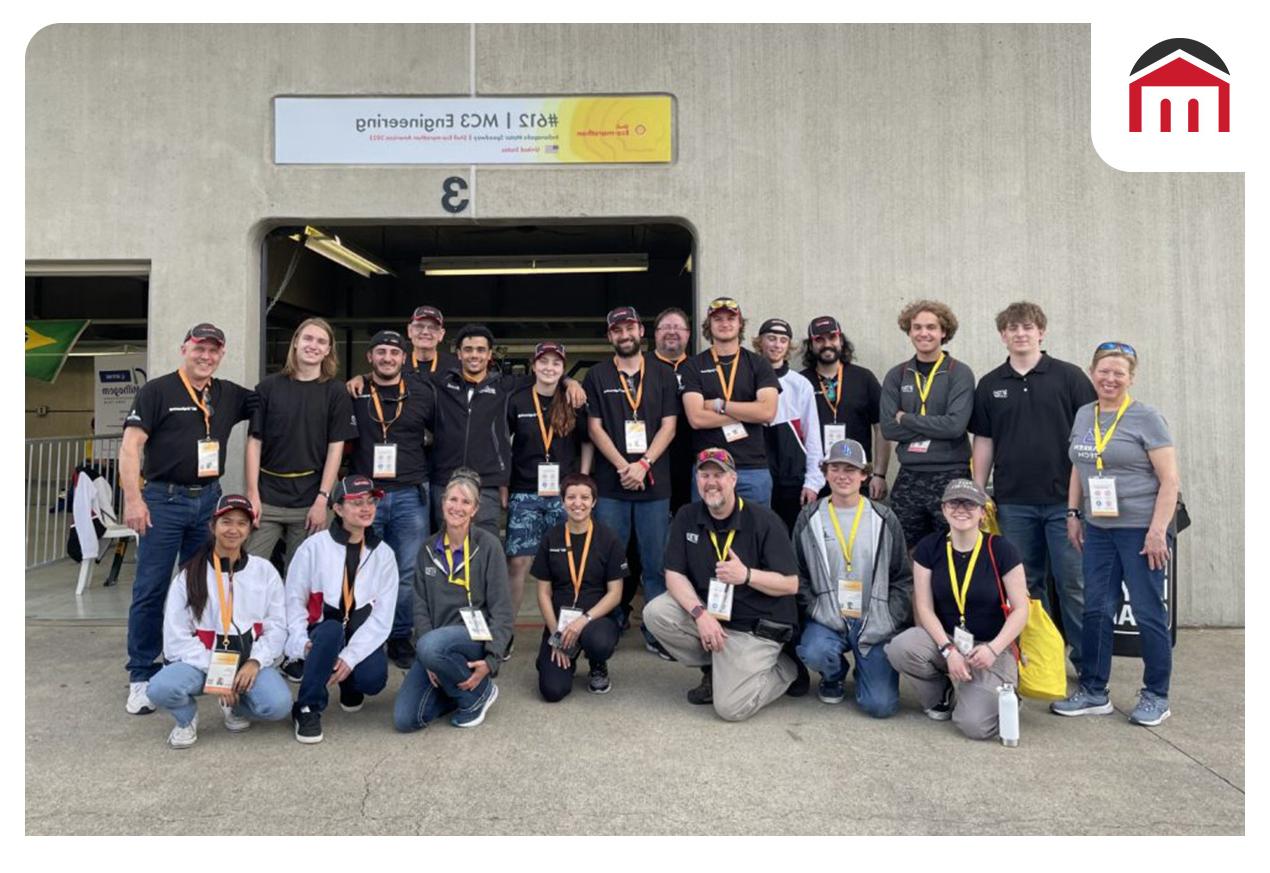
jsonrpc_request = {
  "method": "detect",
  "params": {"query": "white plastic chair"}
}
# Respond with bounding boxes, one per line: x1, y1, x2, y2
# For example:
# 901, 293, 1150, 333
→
73, 471, 138, 596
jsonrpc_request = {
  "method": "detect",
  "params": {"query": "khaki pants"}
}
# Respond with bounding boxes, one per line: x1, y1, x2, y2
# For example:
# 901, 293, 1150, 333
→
884, 625, 1018, 740
246, 503, 318, 572
643, 593, 797, 722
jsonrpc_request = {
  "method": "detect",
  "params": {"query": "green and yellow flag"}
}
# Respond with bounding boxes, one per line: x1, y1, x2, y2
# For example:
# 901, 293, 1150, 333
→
26, 320, 88, 383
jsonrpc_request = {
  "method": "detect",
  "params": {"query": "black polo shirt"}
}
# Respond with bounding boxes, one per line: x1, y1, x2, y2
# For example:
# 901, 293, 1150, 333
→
664, 498, 798, 627
681, 347, 781, 469
800, 362, 882, 454
969, 353, 1096, 505
123, 371, 254, 486
507, 386, 589, 494
914, 532, 1021, 643
530, 520, 628, 613
651, 352, 695, 512
406, 349, 460, 381
349, 372, 436, 490
583, 354, 679, 502
250, 373, 358, 507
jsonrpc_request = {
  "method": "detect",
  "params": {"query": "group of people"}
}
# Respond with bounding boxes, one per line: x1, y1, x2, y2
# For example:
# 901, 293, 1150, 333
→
118, 296, 1180, 748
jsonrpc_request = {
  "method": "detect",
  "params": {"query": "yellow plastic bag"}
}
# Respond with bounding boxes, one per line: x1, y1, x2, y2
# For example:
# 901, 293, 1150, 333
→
1015, 600, 1068, 701
982, 498, 1002, 535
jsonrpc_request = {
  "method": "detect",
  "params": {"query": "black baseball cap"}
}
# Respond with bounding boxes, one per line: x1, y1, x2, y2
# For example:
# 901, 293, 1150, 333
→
184, 323, 226, 345
411, 305, 444, 326
606, 306, 641, 328
332, 474, 384, 504
808, 316, 841, 338
368, 330, 409, 353
758, 318, 793, 338
212, 493, 253, 519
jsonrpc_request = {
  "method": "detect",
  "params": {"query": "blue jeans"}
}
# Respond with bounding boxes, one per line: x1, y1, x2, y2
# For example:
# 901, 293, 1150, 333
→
147, 660, 292, 727
126, 482, 221, 681
795, 618, 900, 718
296, 619, 389, 712
594, 497, 669, 639
996, 502, 1085, 670
1080, 524, 1173, 698
372, 484, 430, 640
689, 467, 773, 506
393, 625, 490, 731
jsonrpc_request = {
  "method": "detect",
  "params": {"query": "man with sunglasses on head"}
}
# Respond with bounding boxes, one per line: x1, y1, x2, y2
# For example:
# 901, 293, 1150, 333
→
681, 297, 781, 505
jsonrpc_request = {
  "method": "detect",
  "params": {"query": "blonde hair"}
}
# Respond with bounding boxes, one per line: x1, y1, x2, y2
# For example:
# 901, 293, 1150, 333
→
282, 317, 339, 381
444, 467, 482, 505
1091, 348, 1138, 376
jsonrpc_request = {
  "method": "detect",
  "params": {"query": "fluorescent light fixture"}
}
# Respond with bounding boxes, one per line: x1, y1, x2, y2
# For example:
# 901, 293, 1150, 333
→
288, 226, 393, 277
420, 254, 648, 277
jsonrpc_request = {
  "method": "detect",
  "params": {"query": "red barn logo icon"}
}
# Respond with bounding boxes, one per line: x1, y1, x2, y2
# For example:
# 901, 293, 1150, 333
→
1129, 38, 1229, 133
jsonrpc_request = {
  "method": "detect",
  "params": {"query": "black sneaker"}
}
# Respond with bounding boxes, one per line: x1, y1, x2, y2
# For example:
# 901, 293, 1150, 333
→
588, 662, 612, 694
293, 705, 323, 744
786, 659, 811, 697
642, 630, 676, 661
686, 667, 713, 705
501, 633, 515, 662
339, 686, 365, 713
386, 637, 415, 670
925, 678, 954, 721
281, 657, 305, 683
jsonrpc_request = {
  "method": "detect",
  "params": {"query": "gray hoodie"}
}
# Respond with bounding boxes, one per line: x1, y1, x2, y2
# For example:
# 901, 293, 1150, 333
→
879, 354, 975, 471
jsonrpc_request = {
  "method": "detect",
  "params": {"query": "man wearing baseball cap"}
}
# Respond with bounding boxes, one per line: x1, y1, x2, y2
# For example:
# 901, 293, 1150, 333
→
643, 447, 801, 721
119, 322, 257, 717
791, 439, 911, 714
405, 305, 460, 378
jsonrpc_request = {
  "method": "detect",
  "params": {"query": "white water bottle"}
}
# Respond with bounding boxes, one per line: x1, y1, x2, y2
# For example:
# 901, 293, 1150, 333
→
998, 683, 1019, 747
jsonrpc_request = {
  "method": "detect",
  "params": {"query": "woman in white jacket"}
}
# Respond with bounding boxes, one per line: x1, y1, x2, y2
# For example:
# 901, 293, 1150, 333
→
147, 494, 292, 749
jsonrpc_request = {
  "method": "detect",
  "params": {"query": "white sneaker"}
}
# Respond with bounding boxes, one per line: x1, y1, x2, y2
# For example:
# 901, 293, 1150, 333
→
219, 698, 252, 732
167, 715, 198, 749
126, 681, 155, 715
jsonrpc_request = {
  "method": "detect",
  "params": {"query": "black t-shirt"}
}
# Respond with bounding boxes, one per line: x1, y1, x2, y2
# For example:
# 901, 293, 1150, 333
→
800, 362, 882, 454
349, 373, 436, 489
651, 353, 694, 512
583, 354, 679, 501
681, 347, 781, 468
664, 499, 798, 627
969, 354, 1097, 505
507, 387, 589, 493
406, 349, 460, 381
250, 373, 358, 507
123, 371, 254, 486
913, 532, 1022, 643
530, 520, 628, 613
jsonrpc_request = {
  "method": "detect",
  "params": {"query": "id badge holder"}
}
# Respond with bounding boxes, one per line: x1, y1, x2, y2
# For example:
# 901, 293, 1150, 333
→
706, 578, 734, 621
837, 578, 863, 619
1088, 476, 1120, 518
196, 439, 220, 478
537, 463, 561, 497
373, 443, 398, 478
557, 607, 584, 634
204, 644, 240, 695
624, 420, 648, 454
721, 421, 747, 443
823, 424, 847, 451
908, 439, 931, 454
953, 624, 975, 656
460, 607, 493, 642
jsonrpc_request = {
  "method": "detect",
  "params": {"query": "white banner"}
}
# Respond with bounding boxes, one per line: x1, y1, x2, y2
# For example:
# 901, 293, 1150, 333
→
94, 354, 147, 446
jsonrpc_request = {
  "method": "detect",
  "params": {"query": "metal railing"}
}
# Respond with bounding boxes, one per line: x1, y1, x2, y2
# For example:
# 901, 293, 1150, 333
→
25, 434, 125, 569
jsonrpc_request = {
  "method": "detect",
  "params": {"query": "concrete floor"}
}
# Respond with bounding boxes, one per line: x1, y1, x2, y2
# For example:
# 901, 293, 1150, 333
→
25, 621, 1243, 836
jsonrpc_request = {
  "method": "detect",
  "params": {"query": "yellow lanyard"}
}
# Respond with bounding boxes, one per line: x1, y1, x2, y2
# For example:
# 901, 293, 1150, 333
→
531, 390, 555, 459
708, 498, 744, 561
211, 553, 234, 645
177, 368, 212, 438
443, 533, 473, 607
710, 347, 740, 403
1092, 395, 1132, 473
826, 497, 866, 575
819, 363, 844, 421
655, 351, 686, 371
616, 355, 646, 418
368, 379, 407, 442
341, 545, 363, 625
565, 521, 594, 608
912, 353, 946, 415
946, 532, 984, 627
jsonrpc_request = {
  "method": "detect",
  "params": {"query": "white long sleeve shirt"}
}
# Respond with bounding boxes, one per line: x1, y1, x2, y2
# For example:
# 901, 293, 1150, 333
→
162, 554, 287, 671
773, 367, 826, 493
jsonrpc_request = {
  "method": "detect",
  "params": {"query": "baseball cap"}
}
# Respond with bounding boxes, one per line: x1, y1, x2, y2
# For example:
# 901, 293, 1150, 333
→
368, 329, 409, 353
821, 439, 869, 471
808, 316, 841, 338
533, 341, 567, 363
758, 318, 792, 338
411, 305, 444, 326
707, 296, 741, 316
941, 479, 989, 507
695, 447, 737, 474
606, 306, 641, 328
212, 493, 253, 519
332, 474, 384, 504
184, 323, 226, 345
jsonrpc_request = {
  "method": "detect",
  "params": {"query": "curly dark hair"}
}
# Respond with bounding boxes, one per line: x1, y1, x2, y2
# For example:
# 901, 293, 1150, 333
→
800, 333, 856, 370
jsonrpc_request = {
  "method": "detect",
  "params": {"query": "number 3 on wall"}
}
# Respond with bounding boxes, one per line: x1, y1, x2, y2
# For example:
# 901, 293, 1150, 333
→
442, 176, 470, 214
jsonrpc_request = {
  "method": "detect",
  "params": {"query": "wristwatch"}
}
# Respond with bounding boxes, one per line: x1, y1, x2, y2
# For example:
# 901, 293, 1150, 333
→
713, 397, 725, 414
317, 490, 331, 503
1066, 507, 1083, 519
690, 604, 706, 620
938, 641, 954, 659
743, 567, 752, 586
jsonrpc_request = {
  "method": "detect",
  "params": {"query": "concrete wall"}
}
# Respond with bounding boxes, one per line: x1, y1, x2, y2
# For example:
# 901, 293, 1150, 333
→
25, 24, 1243, 625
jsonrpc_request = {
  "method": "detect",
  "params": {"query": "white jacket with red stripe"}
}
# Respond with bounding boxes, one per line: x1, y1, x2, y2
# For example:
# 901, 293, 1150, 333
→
162, 554, 287, 671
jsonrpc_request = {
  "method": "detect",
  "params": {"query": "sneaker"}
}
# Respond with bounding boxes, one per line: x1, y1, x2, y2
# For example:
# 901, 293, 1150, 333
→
588, 662, 612, 694
452, 682, 499, 728
1050, 686, 1114, 717
644, 638, 676, 661
293, 705, 323, 744
924, 679, 954, 721
387, 637, 416, 670
219, 698, 251, 732
786, 660, 811, 697
501, 633, 515, 662
339, 686, 365, 713
126, 681, 154, 715
167, 715, 198, 749
1128, 690, 1171, 726
817, 678, 846, 705
281, 658, 305, 683
686, 668, 713, 705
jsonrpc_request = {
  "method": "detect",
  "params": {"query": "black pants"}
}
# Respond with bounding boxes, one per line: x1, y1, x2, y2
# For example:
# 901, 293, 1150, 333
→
535, 617, 619, 702
770, 483, 804, 534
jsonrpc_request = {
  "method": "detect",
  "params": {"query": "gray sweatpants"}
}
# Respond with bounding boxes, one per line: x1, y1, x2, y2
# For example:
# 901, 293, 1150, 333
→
643, 593, 797, 722
246, 503, 317, 572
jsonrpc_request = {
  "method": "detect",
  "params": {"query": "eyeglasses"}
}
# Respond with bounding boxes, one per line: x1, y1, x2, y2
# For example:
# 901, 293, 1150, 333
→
943, 499, 980, 511
656, 324, 688, 333
343, 496, 379, 508
1095, 341, 1137, 358
707, 298, 740, 312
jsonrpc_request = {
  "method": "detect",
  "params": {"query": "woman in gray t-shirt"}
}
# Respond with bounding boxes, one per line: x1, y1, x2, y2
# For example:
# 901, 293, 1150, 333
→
1052, 342, 1180, 728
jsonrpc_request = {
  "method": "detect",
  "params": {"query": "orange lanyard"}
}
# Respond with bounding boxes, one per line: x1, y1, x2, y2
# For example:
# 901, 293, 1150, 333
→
531, 390, 555, 459
368, 379, 406, 442
342, 545, 363, 625
211, 553, 234, 644
565, 521, 594, 608
655, 351, 686, 371
710, 348, 740, 403
177, 368, 212, 438
411, 351, 439, 374
616, 355, 645, 418
819, 363, 844, 421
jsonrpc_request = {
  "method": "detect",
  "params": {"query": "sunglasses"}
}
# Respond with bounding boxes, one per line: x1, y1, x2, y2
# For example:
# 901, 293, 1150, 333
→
1095, 341, 1137, 358
696, 449, 733, 465
707, 298, 740, 312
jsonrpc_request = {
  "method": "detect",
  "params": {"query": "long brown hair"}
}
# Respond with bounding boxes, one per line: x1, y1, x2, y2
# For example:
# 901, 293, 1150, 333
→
180, 537, 215, 619
547, 390, 577, 437
282, 317, 339, 381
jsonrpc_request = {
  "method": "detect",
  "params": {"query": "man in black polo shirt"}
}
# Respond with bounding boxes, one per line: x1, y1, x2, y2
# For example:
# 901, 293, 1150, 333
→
349, 329, 436, 669
970, 301, 1096, 672
404, 305, 460, 379
119, 322, 255, 715
584, 306, 679, 656
681, 296, 780, 505
651, 306, 694, 514
800, 315, 889, 500
644, 447, 800, 722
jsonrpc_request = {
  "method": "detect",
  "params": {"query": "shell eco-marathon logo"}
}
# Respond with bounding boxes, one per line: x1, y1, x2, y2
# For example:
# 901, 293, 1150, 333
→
1129, 38, 1229, 133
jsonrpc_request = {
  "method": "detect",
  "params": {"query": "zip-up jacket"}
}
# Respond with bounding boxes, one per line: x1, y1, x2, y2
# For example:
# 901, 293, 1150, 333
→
283, 521, 398, 669
414, 525, 515, 676
792, 497, 913, 653
429, 368, 534, 488
879, 354, 975, 471
162, 554, 287, 671
764, 366, 825, 493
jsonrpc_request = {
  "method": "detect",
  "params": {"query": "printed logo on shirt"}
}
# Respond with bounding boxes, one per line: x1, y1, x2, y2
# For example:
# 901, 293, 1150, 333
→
900, 385, 914, 393
549, 546, 569, 554
168, 405, 200, 413
478, 386, 497, 395
517, 412, 539, 420
993, 389, 1008, 399
601, 388, 628, 396
686, 532, 699, 544
1072, 429, 1097, 461
424, 565, 439, 576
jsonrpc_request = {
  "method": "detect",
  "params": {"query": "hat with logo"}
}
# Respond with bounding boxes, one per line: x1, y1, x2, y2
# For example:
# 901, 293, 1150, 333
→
941, 478, 989, 507
184, 323, 226, 345
533, 341, 567, 363
410, 305, 445, 326
695, 447, 737, 474
332, 474, 384, 504
212, 493, 254, 519
368, 329, 409, 353
606, 306, 641, 328
821, 438, 869, 471
807, 316, 841, 339
758, 318, 793, 338
707, 296, 742, 316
